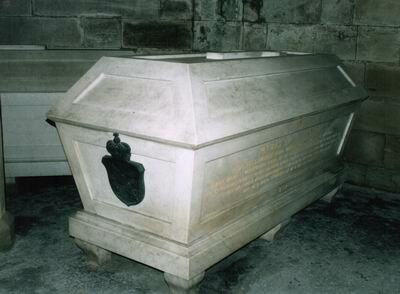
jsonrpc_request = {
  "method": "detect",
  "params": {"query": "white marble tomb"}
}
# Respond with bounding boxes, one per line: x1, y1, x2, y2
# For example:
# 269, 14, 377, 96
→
47, 51, 368, 293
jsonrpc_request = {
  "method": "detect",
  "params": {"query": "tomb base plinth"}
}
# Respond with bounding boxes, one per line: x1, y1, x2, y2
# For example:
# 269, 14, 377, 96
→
321, 186, 342, 203
260, 217, 291, 241
74, 238, 112, 266
164, 272, 205, 294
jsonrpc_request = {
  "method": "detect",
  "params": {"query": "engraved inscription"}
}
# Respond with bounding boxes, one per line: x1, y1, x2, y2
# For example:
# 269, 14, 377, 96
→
201, 121, 343, 220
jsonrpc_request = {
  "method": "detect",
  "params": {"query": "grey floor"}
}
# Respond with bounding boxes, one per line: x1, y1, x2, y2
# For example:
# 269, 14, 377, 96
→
0, 178, 399, 294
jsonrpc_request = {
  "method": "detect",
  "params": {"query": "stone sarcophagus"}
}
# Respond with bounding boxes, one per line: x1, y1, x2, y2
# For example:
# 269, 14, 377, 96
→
47, 52, 367, 292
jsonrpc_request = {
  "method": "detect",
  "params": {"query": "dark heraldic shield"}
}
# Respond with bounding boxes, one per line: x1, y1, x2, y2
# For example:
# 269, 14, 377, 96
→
102, 133, 145, 206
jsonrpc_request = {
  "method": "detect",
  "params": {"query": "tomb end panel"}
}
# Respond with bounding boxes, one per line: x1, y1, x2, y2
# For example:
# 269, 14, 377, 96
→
56, 123, 193, 242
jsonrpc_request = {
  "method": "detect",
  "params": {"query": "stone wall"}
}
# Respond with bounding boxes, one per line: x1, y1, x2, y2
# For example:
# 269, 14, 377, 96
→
0, 0, 399, 192
194, 0, 400, 192
0, 0, 193, 52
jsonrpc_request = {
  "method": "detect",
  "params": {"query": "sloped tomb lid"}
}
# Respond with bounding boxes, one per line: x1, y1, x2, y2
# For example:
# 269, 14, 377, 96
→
47, 52, 368, 148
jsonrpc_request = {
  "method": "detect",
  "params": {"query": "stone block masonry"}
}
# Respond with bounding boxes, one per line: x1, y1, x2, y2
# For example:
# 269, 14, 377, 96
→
160, 0, 193, 20
357, 26, 400, 63
195, 0, 243, 21
0, 17, 82, 48
344, 130, 386, 167
0, 0, 31, 16
81, 18, 121, 49
33, 0, 159, 19
354, 0, 400, 26
366, 64, 400, 99
0, 0, 399, 192
263, 0, 322, 24
321, 0, 354, 25
243, 23, 266, 50
123, 21, 192, 49
0, 0, 194, 51
266, 24, 357, 60
193, 21, 241, 51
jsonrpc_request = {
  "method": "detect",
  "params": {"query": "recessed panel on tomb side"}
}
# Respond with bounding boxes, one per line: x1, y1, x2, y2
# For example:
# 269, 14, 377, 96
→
205, 67, 350, 120
75, 141, 176, 224
73, 74, 175, 118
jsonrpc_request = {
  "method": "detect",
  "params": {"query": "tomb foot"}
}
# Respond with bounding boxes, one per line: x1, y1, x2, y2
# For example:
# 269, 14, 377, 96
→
260, 218, 291, 241
321, 186, 342, 204
0, 211, 14, 251
74, 238, 112, 266
164, 272, 205, 294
